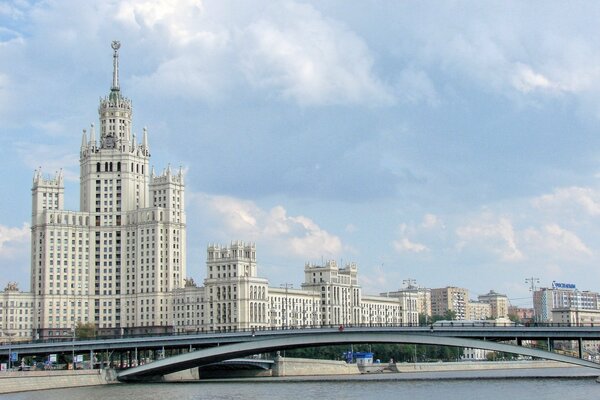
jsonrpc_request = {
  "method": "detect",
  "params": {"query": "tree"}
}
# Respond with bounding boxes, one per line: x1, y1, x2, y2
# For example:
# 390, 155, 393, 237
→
444, 309, 457, 321
75, 322, 96, 339
508, 313, 521, 323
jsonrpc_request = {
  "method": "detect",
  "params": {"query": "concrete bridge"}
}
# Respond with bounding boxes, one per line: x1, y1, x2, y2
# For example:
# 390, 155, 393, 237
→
6, 324, 600, 356
117, 327, 600, 382
5, 324, 600, 377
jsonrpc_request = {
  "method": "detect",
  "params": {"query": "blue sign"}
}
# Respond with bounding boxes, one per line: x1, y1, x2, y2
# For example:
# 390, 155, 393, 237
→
552, 281, 576, 290
10, 352, 18, 362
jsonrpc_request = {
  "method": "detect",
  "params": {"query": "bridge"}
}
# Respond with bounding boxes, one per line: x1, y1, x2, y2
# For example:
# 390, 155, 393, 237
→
116, 327, 600, 381
4, 325, 600, 380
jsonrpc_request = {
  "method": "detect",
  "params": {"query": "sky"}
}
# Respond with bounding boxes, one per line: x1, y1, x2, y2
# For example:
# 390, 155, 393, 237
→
2, 1, 600, 307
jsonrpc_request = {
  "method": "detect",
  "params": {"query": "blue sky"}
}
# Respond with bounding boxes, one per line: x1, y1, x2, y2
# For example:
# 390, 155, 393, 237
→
2, 1, 600, 307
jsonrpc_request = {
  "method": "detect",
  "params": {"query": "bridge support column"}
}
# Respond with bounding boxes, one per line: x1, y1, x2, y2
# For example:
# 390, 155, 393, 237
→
578, 338, 583, 359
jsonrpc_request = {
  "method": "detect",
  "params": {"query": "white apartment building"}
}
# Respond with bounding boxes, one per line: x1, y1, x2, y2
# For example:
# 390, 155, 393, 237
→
172, 243, 418, 332
534, 284, 600, 323
30, 42, 186, 338
381, 285, 431, 318
0, 283, 35, 343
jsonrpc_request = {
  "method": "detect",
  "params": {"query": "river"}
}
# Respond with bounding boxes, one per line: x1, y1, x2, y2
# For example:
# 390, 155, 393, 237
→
1, 368, 598, 399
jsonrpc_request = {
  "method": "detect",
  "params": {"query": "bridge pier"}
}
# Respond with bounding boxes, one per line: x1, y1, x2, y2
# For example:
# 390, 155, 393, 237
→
579, 338, 583, 359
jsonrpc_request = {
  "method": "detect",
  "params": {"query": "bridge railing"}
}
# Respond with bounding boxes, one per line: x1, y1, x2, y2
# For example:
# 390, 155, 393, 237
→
11, 321, 600, 347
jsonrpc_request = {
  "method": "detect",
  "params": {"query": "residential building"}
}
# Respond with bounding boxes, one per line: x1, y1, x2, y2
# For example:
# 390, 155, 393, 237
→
467, 301, 491, 321
381, 285, 431, 319
171, 242, 418, 332
431, 287, 469, 320
508, 306, 534, 322
30, 41, 186, 339
0, 283, 35, 343
533, 285, 600, 323
478, 290, 509, 319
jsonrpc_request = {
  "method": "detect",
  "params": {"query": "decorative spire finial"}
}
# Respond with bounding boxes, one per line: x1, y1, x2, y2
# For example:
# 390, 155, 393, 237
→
111, 40, 121, 91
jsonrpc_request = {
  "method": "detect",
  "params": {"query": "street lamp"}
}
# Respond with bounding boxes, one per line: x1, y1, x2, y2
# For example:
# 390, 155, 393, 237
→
71, 325, 75, 369
280, 283, 292, 329
525, 277, 540, 322
2, 330, 15, 371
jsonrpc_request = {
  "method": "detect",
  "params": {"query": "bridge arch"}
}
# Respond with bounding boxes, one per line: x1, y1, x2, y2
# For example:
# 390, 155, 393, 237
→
118, 331, 600, 381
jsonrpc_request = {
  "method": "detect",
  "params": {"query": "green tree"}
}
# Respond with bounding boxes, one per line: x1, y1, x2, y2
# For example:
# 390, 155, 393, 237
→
75, 322, 96, 339
508, 313, 521, 323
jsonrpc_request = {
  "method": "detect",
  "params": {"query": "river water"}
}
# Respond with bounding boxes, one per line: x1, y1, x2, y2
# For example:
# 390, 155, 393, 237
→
1, 369, 599, 400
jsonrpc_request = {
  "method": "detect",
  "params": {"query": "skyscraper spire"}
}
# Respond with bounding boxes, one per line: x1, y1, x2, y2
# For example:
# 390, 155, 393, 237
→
90, 123, 96, 149
111, 40, 121, 92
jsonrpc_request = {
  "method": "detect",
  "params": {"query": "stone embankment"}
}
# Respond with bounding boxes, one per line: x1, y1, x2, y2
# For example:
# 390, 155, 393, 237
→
272, 356, 359, 376
272, 358, 574, 376
393, 360, 576, 373
0, 369, 117, 394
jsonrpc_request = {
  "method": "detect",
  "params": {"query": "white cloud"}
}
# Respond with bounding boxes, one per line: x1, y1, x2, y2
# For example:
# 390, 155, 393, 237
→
15, 143, 79, 182
456, 215, 523, 262
511, 63, 555, 93
523, 224, 592, 258
116, 0, 204, 34
0, 223, 30, 257
393, 237, 429, 254
240, 1, 392, 106
393, 220, 431, 254
421, 213, 442, 229
116, 0, 392, 106
532, 186, 600, 216
189, 193, 342, 259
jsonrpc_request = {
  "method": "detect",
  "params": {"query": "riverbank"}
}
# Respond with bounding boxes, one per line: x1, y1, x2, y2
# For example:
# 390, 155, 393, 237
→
272, 357, 582, 377
0, 369, 118, 394
1, 359, 598, 394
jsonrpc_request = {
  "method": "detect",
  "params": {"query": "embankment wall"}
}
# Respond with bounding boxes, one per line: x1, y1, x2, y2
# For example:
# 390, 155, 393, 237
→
0, 369, 117, 394
272, 356, 360, 376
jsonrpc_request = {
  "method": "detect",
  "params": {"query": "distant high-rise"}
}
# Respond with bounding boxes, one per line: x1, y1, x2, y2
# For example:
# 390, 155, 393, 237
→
430, 286, 469, 320
30, 42, 186, 338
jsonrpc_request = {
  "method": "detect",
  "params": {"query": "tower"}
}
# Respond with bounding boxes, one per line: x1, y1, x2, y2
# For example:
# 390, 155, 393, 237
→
31, 42, 186, 339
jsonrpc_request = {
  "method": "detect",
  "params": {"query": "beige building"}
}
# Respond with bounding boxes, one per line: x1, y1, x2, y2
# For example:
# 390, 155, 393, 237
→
551, 308, 600, 325
467, 301, 491, 320
431, 287, 469, 320
478, 290, 509, 319
381, 285, 431, 319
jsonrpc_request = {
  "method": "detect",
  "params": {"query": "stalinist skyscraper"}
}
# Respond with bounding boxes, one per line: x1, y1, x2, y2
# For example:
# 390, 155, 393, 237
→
30, 42, 186, 338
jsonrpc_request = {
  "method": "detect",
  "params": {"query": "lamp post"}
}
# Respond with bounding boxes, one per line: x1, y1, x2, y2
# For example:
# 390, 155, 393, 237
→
525, 277, 540, 322
280, 283, 292, 329
2, 330, 15, 371
71, 325, 75, 369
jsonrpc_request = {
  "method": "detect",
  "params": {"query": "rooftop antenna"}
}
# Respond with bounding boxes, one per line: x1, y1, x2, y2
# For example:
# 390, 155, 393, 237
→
111, 40, 121, 91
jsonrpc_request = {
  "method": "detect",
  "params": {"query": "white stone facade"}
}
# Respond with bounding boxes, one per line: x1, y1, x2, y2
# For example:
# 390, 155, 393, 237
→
0, 283, 35, 343
172, 243, 419, 332
30, 42, 186, 338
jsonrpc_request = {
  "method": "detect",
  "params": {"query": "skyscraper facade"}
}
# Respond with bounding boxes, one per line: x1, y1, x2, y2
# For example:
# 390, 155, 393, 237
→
30, 42, 186, 338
